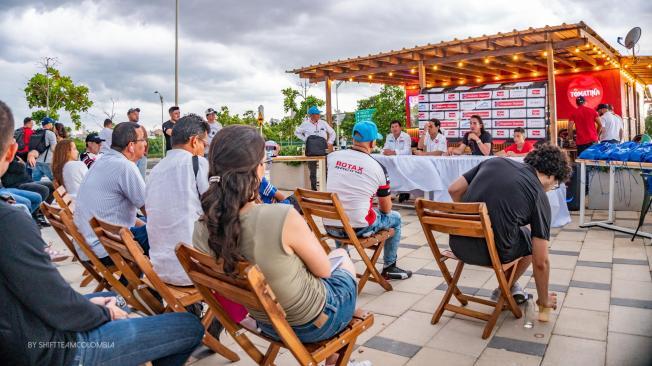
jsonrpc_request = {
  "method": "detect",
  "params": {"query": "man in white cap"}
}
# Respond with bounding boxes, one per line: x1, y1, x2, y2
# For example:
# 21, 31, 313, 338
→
294, 106, 335, 190
204, 108, 222, 156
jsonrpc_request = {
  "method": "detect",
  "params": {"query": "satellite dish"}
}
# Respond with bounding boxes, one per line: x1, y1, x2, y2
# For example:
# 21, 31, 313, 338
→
624, 27, 641, 49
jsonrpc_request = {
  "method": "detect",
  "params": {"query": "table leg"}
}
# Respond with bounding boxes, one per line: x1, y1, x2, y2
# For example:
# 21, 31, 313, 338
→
579, 162, 587, 226
608, 165, 615, 223
319, 158, 327, 192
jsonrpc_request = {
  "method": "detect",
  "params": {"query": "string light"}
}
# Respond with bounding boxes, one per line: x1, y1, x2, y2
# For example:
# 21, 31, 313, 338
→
476, 77, 483, 83
494, 76, 500, 80
432, 65, 439, 70
574, 48, 580, 53
512, 74, 519, 79
483, 58, 490, 64
389, 71, 394, 77
410, 68, 416, 74
368, 74, 373, 80
457, 61, 464, 67
573, 68, 579, 72
459, 79, 466, 85
532, 71, 539, 77
348, 77, 353, 82
542, 51, 548, 57
512, 54, 519, 61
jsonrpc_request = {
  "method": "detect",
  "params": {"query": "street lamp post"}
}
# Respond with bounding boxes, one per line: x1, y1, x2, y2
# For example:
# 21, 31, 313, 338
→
154, 91, 165, 157
335, 81, 344, 149
174, 0, 179, 105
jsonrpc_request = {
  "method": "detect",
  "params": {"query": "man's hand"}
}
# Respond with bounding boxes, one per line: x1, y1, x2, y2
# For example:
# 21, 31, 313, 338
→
469, 132, 481, 143
506, 151, 515, 157
327, 143, 334, 153
165, 128, 173, 136
27, 151, 37, 167
383, 149, 396, 156
414, 150, 424, 156
536, 292, 558, 309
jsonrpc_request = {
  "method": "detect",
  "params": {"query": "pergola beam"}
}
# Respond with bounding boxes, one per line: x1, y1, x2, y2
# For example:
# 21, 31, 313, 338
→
568, 47, 597, 66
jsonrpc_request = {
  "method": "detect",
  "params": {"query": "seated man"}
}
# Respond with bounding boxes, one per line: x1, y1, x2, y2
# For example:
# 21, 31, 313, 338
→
447, 143, 571, 307
324, 122, 412, 280
0, 100, 204, 366
146, 114, 210, 286
74, 122, 149, 265
382, 120, 412, 156
496, 127, 534, 157
448, 115, 492, 156
415, 119, 447, 156
80, 132, 104, 168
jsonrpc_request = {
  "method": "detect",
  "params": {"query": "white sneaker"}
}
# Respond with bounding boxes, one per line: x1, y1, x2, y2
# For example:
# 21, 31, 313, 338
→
490, 284, 527, 304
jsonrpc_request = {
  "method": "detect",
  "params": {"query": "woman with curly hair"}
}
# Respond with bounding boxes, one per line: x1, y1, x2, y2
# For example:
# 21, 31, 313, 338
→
447, 143, 571, 313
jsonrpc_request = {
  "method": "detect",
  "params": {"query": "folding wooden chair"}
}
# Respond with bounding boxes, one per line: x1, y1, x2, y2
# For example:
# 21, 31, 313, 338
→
294, 188, 394, 294
176, 243, 374, 366
40, 202, 106, 292
53, 184, 75, 214
415, 199, 523, 339
90, 217, 239, 362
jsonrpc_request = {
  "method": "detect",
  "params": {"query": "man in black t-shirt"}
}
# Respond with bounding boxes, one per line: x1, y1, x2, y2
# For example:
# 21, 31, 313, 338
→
447, 144, 571, 308
162, 105, 180, 152
449, 115, 493, 156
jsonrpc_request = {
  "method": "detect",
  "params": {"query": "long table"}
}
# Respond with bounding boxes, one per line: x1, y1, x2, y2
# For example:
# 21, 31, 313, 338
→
576, 158, 652, 239
272, 155, 327, 191
373, 155, 571, 228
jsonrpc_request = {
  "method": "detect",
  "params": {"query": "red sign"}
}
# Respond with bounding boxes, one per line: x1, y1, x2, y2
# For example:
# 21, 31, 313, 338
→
493, 99, 526, 108
440, 120, 459, 128
555, 69, 621, 118
566, 75, 604, 110
445, 93, 459, 101
432, 102, 459, 110
527, 129, 546, 138
461, 110, 491, 119
461, 91, 491, 100
494, 119, 526, 128
418, 94, 427, 102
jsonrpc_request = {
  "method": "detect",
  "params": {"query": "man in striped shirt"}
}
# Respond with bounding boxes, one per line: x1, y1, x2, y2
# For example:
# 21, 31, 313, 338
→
74, 122, 149, 264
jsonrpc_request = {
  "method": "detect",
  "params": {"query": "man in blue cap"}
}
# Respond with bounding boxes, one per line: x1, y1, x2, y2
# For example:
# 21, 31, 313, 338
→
294, 106, 335, 190
323, 121, 412, 280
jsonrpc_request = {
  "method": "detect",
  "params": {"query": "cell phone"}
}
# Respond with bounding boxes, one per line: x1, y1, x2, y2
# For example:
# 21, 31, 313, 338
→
329, 256, 345, 273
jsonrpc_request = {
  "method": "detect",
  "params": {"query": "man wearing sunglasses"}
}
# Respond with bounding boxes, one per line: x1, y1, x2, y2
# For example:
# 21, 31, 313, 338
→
447, 144, 571, 309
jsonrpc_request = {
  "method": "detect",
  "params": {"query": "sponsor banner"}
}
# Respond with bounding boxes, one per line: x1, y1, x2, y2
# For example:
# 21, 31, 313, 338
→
460, 101, 477, 111
492, 90, 509, 99
461, 110, 491, 119
493, 119, 526, 128
417, 111, 428, 120
460, 91, 492, 100
444, 129, 460, 138
418, 94, 428, 102
509, 109, 527, 118
444, 111, 459, 119
418, 120, 429, 129
527, 129, 546, 139
528, 119, 546, 128
492, 129, 510, 138
444, 93, 459, 101
418, 103, 429, 111
555, 69, 621, 117
459, 120, 470, 129
509, 89, 527, 98
493, 109, 509, 118
527, 108, 545, 118
431, 102, 459, 110
429, 111, 444, 120
440, 120, 459, 128
527, 88, 546, 97
476, 100, 492, 109
429, 93, 444, 102
527, 98, 546, 108
493, 99, 526, 108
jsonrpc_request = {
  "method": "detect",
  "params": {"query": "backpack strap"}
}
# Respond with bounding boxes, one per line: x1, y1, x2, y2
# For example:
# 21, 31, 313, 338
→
192, 155, 200, 199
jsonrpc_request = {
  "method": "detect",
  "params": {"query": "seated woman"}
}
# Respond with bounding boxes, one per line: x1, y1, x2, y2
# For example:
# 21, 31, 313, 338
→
52, 138, 88, 198
448, 115, 493, 156
496, 127, 534, 157
415, 118, 447, 156
193, 125, 359, 353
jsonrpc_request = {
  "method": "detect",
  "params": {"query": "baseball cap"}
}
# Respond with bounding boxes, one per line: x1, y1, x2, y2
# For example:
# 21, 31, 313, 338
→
596, 103, 609, 111
85, 132, 105, 144
127, 107, 141, 114
41, 117, 55, 126
352, 121, 383, 142
205, 108, 217, 116
307, 106, 321, 115
575, 96, 585, 105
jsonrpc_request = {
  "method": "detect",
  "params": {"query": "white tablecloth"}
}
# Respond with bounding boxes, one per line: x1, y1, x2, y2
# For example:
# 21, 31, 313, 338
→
373, 155, 571, 228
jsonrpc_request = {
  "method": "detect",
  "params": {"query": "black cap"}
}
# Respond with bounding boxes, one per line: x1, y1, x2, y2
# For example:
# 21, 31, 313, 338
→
127, 107, 141, 114
596, 103, 609, 111
85, 132, 105, 144
575, 96, 585, 105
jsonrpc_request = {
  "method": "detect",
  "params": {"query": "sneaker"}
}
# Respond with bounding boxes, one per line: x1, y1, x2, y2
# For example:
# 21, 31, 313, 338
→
44, 244, 69, 262
489, 284, 527, 305
381, 263, 412, 280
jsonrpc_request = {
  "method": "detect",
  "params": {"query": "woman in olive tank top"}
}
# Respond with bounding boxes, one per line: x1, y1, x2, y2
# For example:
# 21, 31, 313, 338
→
194, 125, 360, 363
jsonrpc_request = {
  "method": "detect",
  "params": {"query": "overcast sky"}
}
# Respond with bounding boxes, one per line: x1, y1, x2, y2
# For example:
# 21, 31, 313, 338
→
1, 0, 650, 131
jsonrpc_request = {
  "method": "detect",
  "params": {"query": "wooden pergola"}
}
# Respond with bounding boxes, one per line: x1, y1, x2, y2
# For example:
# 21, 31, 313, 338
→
288, 21, 650, 144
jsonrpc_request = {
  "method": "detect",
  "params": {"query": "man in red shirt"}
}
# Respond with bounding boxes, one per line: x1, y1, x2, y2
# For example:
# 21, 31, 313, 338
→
14, 117, 34, 161
568, 96, 602, 155
498, 127, 534, 157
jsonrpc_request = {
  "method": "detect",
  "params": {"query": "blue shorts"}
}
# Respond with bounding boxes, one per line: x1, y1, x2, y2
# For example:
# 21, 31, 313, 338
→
258, 268, 357, 343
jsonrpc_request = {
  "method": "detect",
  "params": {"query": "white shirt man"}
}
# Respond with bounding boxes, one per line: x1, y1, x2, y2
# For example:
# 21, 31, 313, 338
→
204, 108, 222, 155
294, 118, 336, 145
424, 132, 447, 153
382, 121, 412, 155
99, 120, 113, 154
598, 105, 623, 143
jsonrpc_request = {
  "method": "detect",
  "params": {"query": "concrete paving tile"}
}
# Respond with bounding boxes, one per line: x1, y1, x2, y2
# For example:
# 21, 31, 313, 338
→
578, 248, 613, 263
356, 313, 396, 345
553, 307, 608, 341
541, 335, 605, 366
612, 264, 651, 282
564, 287, 611, 312
407, 246, 435, 260
486, 336, 547, 357
393, 274, 442, 294
549, 240, 583, 252
572, 266, 611, 284
548, 268, 573, 286
609, 305, 652, 337
613, 246, 648, 261
363, 291, 424, 317
352, 346, 409, 366
395, 257, 432, 273
410, 289, 455, 316
606, 332, 652, 366
364, 336, 421, 358
555, 231, 587, 241
378, 310, 449, 346
615, 211, 641, 220
496, 309, 557, 345
476, 348, 541, 366
580, 239, 613, 250
611, 279, 652, 301
612, 258, 649, 266
568, 280, 611, 291
548, 254, 578, 270
405, 347, 475, 366
610, 298, 652, 310
576, 260, 612, 269
426, 318, 492, 357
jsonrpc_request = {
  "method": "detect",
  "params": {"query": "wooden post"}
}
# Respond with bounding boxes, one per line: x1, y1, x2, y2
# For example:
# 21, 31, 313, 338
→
418, 60, 427, 90
325, 76, 333, 126
546, 42, 558, 146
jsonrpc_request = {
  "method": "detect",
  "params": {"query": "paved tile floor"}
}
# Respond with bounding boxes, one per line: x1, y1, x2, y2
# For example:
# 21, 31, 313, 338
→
47, 209, 652, 366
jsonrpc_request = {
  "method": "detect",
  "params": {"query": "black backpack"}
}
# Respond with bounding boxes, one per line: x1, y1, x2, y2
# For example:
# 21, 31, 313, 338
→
13, 128, 26, 151
28, 129, 49, 155
305, 135, 327, 156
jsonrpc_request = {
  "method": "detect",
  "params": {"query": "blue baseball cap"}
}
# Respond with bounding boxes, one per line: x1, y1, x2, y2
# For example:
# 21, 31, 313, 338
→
352, 121, 383, 142
41, 117, 55, 126
307, 106, 321, 115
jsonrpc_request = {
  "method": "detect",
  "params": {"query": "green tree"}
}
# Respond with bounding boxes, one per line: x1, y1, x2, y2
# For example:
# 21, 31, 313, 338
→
645, 114, 652, 136
241, 110, 258, 126
215, 106, 243, 126
279, 86, 325, 142
356, 85, 405, 137
24, 58, 93, 129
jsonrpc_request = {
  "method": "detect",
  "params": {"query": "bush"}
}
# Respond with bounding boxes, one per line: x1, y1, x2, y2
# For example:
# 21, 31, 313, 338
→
73, 138, 86, 153
147, 137, 165, 158
645, 115, 652, 137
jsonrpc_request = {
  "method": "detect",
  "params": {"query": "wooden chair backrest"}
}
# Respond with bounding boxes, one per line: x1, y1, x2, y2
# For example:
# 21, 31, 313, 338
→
40, 202, 84, 263
415, 199, 501, 267
294, 188, 359, 252
53, 184, 75, 213
176, 244, 317, 364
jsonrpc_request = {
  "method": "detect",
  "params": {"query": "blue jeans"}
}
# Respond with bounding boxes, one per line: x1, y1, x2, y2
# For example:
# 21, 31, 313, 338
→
258, 268, 357, 343
71, 310, 203, 366
5, 188, 42, 213
326, 209, 402, 266
130, 224, 150, 255
136, 156, 147, 180
32, 162, 53, 182
0, 188, 37, 213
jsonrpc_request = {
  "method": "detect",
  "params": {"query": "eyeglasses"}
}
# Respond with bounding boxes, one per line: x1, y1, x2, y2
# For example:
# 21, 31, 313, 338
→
550, 181, 561, 190
196, 137, 209, 146
133, 138, 147, 143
